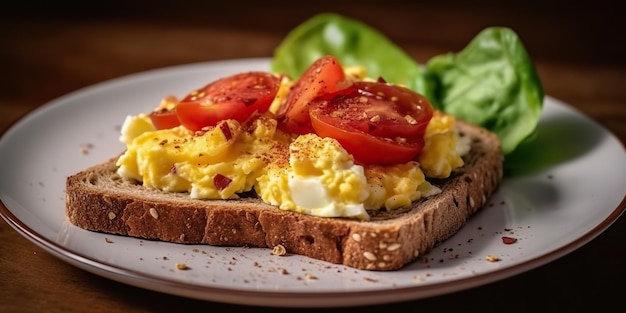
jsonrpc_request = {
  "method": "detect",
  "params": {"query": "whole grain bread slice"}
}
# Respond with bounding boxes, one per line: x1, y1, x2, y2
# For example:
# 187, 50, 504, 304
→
65, 119, 503, 271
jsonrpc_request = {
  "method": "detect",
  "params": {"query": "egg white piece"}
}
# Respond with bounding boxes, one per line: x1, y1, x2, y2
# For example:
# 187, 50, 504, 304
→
288, 168, 369, 219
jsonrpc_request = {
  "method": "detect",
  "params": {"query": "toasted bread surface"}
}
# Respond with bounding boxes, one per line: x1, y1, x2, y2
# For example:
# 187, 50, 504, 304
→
65, 120, 503, 270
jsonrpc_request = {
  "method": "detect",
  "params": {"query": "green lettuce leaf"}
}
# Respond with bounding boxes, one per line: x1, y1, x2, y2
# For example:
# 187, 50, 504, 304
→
425, 27, 544, 154
271, 13, 544, 157
270, 13, 433, 99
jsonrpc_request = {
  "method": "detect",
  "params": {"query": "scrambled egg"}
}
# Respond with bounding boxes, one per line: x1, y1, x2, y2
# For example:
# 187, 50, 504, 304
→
256, 133, 370, 219
116, 71, 468, 220
419, 111, 466, 179
117, 115, 288, 199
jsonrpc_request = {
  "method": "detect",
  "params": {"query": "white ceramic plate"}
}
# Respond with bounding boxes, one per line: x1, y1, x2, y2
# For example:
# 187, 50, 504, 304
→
1, 58, 625, 308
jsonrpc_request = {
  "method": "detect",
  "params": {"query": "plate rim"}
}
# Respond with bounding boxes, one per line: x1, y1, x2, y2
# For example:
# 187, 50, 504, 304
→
1, 57, 625, 308
2, 198, 624, 307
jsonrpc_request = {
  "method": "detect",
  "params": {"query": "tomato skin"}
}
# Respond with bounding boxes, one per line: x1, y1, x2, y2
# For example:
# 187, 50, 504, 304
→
176, 71, 281, 131
277, 55, 347, 134
308, 81, 434, 165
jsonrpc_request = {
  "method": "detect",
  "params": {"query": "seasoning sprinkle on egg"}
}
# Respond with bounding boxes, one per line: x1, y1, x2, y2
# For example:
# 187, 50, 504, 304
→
114, 58, 468, 220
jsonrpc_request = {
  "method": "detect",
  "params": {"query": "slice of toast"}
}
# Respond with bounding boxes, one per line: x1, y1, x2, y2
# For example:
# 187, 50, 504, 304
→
65, 119, 503, 271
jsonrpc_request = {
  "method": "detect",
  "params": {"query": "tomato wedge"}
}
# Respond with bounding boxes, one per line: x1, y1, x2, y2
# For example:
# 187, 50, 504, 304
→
176, 71, 281, 131
309, 81, 434, 165
277, 55, 347, 134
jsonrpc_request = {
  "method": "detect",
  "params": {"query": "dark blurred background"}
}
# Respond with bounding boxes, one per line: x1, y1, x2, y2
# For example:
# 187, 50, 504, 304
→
1, 0, 624, 128
3, 0, 622, 63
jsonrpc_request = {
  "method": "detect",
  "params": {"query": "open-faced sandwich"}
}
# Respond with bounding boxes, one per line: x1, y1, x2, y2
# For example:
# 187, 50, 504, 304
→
65, 14, 543, 271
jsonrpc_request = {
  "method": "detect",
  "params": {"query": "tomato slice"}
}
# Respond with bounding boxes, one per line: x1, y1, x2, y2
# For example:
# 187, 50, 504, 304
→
176, 71, 281, 131
277, 55, 347, 134
148, 95, 182, 130
149, 108, 181, 130
321, 81, 434, 138
309, 81, 434, 165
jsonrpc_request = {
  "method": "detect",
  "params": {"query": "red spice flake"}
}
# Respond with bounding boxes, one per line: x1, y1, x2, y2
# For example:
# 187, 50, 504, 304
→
502, 236, 518, 244
219, 122, 232, 140
213, 174, 232, 191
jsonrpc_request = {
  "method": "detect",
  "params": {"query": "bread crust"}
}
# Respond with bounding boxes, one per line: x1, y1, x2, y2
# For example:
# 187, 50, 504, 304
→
65, 120, 503, 271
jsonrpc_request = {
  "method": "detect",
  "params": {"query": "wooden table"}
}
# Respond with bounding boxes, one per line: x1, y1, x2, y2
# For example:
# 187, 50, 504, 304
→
2, 2, 625, 312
